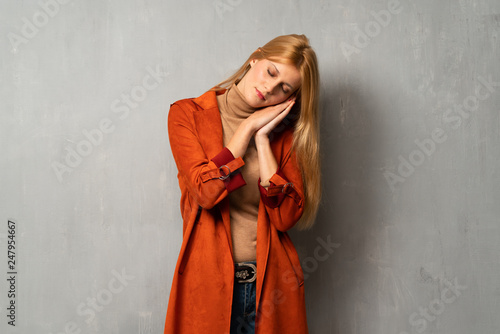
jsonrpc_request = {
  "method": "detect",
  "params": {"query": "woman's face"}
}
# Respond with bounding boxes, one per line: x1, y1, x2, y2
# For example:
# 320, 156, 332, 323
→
236, 58, 301, 108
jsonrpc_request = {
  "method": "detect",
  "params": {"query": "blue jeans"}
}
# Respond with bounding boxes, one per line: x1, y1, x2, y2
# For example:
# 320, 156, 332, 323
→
230, 261, 256, 334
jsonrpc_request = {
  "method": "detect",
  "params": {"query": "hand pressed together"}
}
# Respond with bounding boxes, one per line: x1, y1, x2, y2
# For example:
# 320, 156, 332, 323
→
226, 96, 296, 158
254, 97, 296, 139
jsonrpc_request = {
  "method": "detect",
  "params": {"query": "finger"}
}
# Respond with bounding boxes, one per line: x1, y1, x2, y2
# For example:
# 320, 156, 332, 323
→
268, 102, 293, 127
282, 100, 295, 113
272, 98, 294, 111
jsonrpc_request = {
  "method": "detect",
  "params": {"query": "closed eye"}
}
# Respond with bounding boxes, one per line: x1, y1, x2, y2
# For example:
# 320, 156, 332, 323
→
268, 68, 289, 93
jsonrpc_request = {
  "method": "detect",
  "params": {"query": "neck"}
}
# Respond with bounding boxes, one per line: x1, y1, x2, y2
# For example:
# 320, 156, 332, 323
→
220, 83, 257, 118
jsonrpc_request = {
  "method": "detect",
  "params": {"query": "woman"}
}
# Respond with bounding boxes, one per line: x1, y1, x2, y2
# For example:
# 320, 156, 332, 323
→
164, 34, 321, 334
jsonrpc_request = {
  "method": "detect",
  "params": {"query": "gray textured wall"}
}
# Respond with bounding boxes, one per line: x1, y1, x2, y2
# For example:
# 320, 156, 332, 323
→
1, 0, 499, 333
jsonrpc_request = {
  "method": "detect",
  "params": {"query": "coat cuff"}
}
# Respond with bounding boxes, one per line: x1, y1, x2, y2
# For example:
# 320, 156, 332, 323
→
258, 168, 288, 208
210, 147, 246, 192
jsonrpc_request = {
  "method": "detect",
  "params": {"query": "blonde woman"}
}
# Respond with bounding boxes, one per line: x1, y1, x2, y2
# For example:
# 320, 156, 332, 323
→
165, 34, 321, 334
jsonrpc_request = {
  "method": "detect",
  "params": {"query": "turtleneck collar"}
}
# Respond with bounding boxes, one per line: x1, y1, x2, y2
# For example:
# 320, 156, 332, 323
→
218, 82, 257, 119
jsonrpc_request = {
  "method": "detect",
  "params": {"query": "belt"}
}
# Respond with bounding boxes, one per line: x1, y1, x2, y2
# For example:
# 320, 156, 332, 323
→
234, 262, 256, 283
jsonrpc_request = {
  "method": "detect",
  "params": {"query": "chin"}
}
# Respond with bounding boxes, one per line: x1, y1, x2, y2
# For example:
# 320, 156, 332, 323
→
246, 100, 260, 108
246, 96, 264, 108
255, 101, 271, 109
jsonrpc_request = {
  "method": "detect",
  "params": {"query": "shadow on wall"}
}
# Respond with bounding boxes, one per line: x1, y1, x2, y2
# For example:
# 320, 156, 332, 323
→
289, 70, 393, 333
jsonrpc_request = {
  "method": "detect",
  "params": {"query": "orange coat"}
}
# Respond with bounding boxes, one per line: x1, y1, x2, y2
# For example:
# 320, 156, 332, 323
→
164, 88, 308, 334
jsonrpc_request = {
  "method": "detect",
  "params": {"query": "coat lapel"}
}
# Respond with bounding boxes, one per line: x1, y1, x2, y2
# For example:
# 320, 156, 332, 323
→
192, 90, 225, 159
191, 89, 234, 258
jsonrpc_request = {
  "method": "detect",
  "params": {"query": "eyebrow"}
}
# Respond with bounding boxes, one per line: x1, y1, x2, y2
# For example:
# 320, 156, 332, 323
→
271, 63, 294, 90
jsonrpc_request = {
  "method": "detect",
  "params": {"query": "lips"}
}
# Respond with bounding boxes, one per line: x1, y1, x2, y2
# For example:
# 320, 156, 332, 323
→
255, 88, 265, 100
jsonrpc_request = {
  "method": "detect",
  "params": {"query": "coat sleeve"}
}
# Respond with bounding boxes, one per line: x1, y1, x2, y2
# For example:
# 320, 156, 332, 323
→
168, 101, 246, 209
258, 131, 305, 232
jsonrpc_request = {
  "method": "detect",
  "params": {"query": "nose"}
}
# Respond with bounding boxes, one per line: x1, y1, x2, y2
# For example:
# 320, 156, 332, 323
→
263, 80, 279, 96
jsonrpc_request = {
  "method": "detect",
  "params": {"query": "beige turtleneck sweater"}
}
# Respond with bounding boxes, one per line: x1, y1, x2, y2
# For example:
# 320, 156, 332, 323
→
216, 83, 261, 263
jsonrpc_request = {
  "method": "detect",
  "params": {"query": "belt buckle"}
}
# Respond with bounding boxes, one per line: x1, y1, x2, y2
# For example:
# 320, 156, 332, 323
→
235, 262, 256, 283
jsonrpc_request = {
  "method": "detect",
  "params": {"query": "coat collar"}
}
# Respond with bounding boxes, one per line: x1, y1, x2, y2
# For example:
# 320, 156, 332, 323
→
192, 88, 226, 110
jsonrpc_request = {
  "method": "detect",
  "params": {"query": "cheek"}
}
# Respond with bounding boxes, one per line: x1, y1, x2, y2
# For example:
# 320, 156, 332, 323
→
255, 64, 268, 80
255, 70, 266, 83
268, 96, 288, 106
246, 71, 259, 86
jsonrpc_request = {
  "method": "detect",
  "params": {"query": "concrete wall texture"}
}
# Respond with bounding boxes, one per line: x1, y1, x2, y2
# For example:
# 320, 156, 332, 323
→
1, 0, 499, 333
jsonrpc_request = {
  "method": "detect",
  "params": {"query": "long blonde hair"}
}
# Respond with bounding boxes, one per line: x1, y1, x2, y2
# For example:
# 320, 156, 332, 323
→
211, 34, 321, 230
